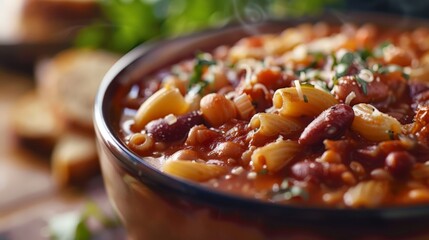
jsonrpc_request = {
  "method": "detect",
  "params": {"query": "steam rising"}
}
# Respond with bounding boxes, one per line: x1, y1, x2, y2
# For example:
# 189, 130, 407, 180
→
233, 0, 268, 35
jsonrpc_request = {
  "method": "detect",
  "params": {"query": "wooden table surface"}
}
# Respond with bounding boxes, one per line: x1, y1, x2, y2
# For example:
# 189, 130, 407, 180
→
0, 70, 124, 239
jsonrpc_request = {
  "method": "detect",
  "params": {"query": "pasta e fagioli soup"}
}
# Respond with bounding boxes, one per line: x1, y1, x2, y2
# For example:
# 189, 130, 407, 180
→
117, 22, 429, 208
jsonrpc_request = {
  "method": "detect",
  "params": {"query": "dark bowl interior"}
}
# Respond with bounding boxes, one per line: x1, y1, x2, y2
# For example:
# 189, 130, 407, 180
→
94, 11, 429, 239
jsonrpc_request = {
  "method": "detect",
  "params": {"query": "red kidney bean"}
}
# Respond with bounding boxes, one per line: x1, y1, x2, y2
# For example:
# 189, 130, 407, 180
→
409, 82, 429, 98
146, 111, 204, 142
299, 104, 354, 145
291, 161, 325, 182
412, 91, 429, 110
291, 161, 346, 187
355, 145, 385, 170
385, 151, 416, 178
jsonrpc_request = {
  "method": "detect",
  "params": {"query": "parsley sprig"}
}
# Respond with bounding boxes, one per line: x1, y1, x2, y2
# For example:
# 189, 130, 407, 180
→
333, 51, 372, 95
49, 201, 120, 240
355, 75, 369, 95
373, 41, 392, 57
188, 53, 216, 94
335, 52, 361, 79
372, 64, 410, 80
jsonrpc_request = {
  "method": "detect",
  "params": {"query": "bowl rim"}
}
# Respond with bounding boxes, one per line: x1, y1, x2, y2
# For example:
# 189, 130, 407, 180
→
94, 11, 429, 222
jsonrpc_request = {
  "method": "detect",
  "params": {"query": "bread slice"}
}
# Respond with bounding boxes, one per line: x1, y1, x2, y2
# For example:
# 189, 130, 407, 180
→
51, 132, 99, 187
11, 91, 64, 153
36, 48, 120, 131
19, 0, 100, 42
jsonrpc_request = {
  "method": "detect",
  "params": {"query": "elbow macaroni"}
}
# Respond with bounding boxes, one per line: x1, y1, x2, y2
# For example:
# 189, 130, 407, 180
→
134, 87, 189, 130
273, 86, 338, 117
343, 180, 389, 208
162, 160, 227, 182
250, 113, 302, 137
251, 140, 301, 173
128, 133, 154, 154
351, 103, 402, 142
233, 93, 256, 120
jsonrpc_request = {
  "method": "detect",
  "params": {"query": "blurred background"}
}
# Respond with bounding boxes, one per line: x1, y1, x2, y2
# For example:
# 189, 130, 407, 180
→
0, 0, 428, 239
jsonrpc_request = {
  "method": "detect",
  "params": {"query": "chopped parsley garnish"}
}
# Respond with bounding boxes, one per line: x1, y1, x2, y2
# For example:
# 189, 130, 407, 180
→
334, 51, 367, 79
194, 81, 210, 94
387, 130, 395, 140
303, 94, 309, 103
189, 53, 216, 93
330, 52, 338, 70
355, 75, 368, 95
378, 41, 392, 49
340, 52, 355, 65
335, 63, 349, 78
332, 75, 339, 86
357, 48, 373, 61
374, 41, 392, 57
315, 80, 331, 92
296, 61, 318, 75
372, 64, 410, 80
300, 82, 315, 88
310, 51, 325, 62
295, 52, 325, 76
402, 72, 410, 80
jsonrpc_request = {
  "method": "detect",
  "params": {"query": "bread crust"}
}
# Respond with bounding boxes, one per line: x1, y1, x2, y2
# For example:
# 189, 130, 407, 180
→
36, 49, 120, 131
12, 48, 119, 186
11, 91, 64, 152
51, 132, 99, 186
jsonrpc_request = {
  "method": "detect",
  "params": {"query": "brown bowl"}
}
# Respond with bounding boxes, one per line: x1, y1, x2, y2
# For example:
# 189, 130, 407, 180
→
94, 12, 429, 240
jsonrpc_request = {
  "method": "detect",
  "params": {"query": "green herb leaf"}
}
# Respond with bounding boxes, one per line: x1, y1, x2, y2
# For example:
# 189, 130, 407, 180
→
340, 52, 355, 65
83, 201, 118, 228
335, 63, 349, 78
379, 41, 392, 49
374, 41, 392, 57
300, 82, 315, 88
374, 64, 409, 80
387, 130, 395, 140
357, 48, 373, 61
49, 201, 120, 240
49, 212, 83, 240
332, 75, 339, 86
330, 52, 338, 70
75, 219, 92, 240
355, 75, 368, 95
310, 51, 325, 62
189, 53, 216, 93
295, 60, 318, 76
303, 94, 309, 103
